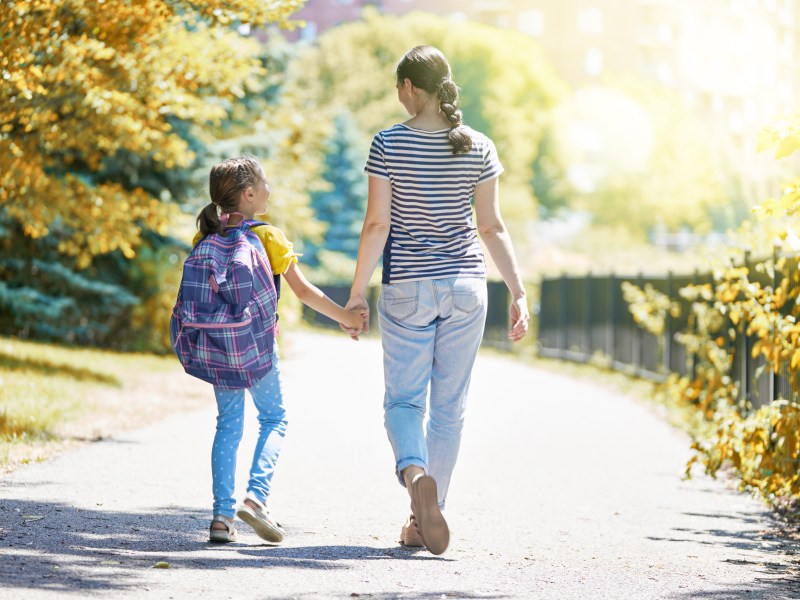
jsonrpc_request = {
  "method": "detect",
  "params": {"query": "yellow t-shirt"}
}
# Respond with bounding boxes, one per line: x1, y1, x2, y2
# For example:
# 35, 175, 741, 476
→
192, 224, 299, 275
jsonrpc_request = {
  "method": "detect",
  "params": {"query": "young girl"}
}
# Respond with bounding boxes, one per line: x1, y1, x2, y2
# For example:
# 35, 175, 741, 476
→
192, 156, 364, 543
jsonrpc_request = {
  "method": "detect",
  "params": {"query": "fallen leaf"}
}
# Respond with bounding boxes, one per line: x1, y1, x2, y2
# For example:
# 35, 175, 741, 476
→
152, 561, 170, 569
21, 515, 45, 522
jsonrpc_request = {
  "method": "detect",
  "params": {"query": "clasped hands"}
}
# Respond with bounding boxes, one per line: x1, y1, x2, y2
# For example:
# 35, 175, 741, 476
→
339, 296, 370, 340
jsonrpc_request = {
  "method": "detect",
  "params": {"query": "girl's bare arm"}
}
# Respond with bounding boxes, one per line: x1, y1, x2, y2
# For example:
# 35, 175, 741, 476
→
283, 262, 364, 331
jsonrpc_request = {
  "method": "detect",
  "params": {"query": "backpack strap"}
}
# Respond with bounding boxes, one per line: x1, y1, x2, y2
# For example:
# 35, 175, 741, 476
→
241, 221, 281, 300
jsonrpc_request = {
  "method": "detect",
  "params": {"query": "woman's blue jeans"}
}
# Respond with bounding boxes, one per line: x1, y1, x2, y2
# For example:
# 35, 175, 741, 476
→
378, 276, 487, 509
211, 350, 287, 519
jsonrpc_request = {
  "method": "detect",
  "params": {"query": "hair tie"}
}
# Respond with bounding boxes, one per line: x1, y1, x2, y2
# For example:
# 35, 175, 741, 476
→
215, 204, 231, 228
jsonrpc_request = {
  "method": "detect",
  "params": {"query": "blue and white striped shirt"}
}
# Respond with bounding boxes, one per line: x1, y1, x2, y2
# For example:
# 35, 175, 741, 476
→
364, 123, 504, 284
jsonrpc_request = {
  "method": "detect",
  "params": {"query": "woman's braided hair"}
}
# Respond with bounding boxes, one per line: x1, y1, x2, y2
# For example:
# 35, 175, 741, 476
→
396, 46, 472, 155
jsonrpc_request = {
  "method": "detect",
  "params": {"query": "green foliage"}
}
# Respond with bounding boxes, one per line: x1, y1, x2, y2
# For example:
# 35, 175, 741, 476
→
0, 1, 306, 351
621, 281, 680, 338
2, 0, 303, 265
0, 211, 186, 352
757, 114, 800, 159
285, 8, 567, 205
687, 399, 800, 498
552, 80, 728, 237
198, 36, 329, 247
622, 107, 800, 500
304, 111, 369, 267
532, 129, 574, 217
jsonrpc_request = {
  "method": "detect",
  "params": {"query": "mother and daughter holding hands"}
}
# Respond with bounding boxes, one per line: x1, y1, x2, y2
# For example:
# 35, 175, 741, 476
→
171, 45, 529, 556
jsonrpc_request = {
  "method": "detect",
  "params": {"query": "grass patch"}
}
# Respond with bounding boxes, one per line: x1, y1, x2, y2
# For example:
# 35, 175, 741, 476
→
0, 336, 209, 474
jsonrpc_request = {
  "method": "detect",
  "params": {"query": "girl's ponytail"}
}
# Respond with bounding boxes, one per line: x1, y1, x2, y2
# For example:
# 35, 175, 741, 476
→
437, 78, 472, 155
196, 202, 224, 237
196, 155, 265, 240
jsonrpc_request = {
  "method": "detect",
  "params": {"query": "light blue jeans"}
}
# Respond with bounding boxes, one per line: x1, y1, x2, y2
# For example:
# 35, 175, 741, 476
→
211, 350, 287, 519
379, 276, 487, 509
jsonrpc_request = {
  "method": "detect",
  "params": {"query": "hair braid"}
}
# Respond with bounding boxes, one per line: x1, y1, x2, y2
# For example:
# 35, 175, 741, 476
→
437, 78, 471, 154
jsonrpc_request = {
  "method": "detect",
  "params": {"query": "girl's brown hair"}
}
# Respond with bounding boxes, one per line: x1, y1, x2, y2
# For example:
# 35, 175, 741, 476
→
396, 45, 472, 155
196, 156, 264, 237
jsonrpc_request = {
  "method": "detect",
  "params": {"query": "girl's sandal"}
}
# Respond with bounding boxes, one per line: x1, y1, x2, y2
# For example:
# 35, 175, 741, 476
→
209, 515, 238, 543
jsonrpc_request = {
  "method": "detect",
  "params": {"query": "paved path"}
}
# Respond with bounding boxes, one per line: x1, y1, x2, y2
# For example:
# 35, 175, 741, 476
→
1, 331, 799, 599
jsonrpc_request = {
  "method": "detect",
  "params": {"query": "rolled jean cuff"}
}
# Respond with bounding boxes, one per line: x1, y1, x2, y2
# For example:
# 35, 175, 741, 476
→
395, 456, 428, 487
214, 507, 236, 519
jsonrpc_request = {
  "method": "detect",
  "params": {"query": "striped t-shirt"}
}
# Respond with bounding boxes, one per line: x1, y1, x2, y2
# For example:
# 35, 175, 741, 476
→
364, 123, 504, 283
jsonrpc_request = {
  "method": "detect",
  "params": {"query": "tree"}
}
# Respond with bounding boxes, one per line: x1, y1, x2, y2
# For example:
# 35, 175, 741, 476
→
550, 81, 728, 237
282, 8, 567, 224
0, 0, 304, 267
0, 0, 305, 350
532, 128, 574, 217
304, 111, 368, 268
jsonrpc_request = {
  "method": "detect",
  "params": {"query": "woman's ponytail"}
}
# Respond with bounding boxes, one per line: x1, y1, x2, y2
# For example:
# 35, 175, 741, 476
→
437, 78, 472, 155
396, 46, 473, 155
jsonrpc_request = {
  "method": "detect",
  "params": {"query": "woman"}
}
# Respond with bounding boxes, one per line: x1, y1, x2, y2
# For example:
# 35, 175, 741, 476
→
346, 45, 529, 555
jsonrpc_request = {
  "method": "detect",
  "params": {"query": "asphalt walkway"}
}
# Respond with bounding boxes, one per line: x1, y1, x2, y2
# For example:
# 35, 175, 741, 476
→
1, 331, 799, 599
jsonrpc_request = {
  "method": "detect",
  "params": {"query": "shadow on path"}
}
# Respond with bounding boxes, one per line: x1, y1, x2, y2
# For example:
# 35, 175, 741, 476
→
671, 577, 800, 600
643, 508, 800, 599
269, 594, 509, 600
0, 497, 452, 595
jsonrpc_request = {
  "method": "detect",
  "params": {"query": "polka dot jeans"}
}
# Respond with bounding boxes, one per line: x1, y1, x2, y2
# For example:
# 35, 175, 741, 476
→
211, 351, 287, 519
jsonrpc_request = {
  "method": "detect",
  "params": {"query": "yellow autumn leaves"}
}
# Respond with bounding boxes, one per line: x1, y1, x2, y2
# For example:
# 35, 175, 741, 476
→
0, 0, 303, 267
623, 113, 800, 501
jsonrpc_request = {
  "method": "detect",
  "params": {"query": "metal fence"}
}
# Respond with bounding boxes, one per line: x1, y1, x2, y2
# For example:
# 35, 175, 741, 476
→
302, 281, 513, 347
537, 257, 800, 408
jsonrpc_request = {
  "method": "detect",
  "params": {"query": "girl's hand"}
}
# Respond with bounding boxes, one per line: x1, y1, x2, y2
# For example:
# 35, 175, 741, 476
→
341, 296, 370, 340
508, 294, 530, 342
341, 308, 366, 337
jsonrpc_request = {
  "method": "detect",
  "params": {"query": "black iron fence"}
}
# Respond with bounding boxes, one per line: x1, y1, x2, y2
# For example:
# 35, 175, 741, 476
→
537, 256, 800, 408
302, 280, 513, 347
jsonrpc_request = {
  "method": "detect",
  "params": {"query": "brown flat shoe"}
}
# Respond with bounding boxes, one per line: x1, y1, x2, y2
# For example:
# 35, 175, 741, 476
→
410, 475, 449, 555
400, 514, 424, 547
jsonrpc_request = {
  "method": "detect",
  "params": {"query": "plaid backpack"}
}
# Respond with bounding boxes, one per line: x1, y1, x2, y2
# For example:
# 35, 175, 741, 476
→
170, 220, 278, 389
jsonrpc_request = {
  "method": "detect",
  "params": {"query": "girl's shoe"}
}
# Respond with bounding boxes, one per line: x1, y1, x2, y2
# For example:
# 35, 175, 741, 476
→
235, 495, 284, 544
410, 474, 449, 555
209, 515, 238, 543
400, 514, 424, 547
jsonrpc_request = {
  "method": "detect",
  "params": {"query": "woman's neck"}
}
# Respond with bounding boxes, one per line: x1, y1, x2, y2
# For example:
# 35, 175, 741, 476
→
406, 97, 450, 131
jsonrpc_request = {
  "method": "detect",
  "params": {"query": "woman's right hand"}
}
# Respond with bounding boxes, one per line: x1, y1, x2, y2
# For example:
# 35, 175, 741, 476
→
343, 307, 367, 333
342, 296, 370, 339
508, 294, 530, 342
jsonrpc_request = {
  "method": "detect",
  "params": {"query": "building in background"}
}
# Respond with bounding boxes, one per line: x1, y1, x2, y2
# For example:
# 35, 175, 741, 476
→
288, 0, 800, 203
